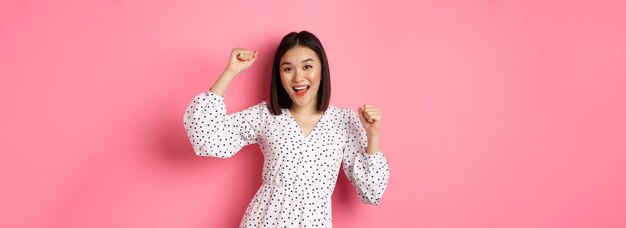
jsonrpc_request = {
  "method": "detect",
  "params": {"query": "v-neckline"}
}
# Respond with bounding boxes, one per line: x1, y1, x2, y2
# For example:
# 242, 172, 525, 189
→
285, 107, 329, 140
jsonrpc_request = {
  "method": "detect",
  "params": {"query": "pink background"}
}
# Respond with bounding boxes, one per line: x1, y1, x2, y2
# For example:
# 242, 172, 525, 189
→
1, 0, 625, 227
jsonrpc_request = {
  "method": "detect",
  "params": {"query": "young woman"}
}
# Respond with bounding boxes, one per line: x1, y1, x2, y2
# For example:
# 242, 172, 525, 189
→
184, 31, 389, 227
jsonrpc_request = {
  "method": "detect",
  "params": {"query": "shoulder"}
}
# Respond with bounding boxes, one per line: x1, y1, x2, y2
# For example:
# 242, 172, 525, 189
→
245, 101, 271, 114
327, 105, 359, 122
233, 101, 272, 119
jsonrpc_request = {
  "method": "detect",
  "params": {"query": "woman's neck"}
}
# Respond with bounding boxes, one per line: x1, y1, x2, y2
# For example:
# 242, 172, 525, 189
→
289, 103, 321, 116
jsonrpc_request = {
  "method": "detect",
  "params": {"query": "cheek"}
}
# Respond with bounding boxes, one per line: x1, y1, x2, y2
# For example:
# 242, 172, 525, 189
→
308, 70, 321, 81
313, 72, 322, 85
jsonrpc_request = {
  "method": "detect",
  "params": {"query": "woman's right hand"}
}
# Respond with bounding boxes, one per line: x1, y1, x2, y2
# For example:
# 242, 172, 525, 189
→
226, 48, 258, 74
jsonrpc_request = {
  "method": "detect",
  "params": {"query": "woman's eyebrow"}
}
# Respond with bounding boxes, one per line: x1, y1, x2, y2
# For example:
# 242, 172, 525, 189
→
281, 59, 314, 65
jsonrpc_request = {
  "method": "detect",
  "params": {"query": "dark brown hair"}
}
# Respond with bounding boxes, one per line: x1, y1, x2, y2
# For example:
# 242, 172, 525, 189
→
269, 31, 331, 115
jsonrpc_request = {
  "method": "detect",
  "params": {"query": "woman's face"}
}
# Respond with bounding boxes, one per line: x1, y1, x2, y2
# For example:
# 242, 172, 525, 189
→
279, 46, 322, 109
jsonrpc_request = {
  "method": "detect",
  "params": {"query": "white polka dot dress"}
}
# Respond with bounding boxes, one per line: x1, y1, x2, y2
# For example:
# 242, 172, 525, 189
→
183, 91, 390, 228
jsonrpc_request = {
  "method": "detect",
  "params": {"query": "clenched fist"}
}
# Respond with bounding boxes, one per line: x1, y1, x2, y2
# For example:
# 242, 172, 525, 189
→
226, 48, 258, 74
358, 104, 382, 136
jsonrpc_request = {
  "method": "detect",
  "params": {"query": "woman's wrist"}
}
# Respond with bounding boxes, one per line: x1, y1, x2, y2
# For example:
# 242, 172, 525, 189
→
222, 68, 240, 78
367, 132, 379, 138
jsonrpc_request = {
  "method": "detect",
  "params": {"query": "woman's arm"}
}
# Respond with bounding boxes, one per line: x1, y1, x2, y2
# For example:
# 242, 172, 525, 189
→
342, 108, 390, 205
182, 48, 263, 158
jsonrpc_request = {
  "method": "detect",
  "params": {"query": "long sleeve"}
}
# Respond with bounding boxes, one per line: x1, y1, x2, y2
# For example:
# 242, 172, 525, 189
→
341, 110, 390, 205
183, 91, 265, 158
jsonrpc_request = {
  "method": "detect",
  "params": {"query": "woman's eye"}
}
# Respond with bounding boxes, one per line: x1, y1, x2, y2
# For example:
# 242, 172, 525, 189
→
304, 65, 313, 70
283, 67, 292, 72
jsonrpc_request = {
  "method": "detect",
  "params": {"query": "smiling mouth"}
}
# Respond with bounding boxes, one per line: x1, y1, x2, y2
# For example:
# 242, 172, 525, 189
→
293, 85, 309, 96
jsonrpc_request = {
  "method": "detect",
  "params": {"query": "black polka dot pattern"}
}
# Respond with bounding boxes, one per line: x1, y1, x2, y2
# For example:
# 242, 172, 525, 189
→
183, 91, 390, 227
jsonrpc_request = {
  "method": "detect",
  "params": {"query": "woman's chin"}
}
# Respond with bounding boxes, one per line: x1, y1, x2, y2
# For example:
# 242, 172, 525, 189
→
289, 94, 315, 108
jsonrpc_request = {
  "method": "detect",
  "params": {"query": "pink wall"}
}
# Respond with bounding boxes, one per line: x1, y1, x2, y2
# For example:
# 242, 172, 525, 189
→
1, 0, 625, 227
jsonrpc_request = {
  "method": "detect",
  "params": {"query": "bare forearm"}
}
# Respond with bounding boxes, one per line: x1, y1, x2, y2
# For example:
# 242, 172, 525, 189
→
209, 69, 238, 96
366, 134, 379, 155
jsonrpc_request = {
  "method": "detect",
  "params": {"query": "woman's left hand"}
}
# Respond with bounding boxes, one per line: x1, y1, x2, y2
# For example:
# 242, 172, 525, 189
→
358, 104, 382, 136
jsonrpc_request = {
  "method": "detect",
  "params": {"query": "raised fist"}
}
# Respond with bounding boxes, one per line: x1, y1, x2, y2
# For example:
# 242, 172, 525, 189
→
226, 48, 258, 74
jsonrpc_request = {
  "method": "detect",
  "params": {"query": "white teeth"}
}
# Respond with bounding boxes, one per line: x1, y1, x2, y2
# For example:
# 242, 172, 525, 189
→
293, 86, 308, 91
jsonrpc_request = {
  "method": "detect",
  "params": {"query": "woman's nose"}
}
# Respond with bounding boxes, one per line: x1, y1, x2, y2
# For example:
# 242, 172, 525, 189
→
293, 70, 305, 82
